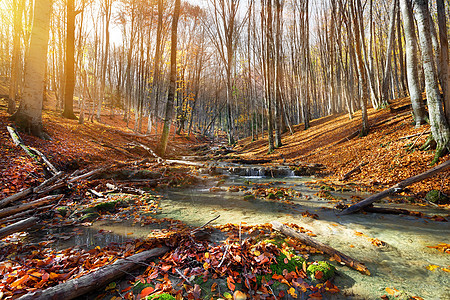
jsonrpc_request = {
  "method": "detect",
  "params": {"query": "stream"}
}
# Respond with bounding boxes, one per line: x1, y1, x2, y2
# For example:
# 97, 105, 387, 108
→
29, 164, 450, 299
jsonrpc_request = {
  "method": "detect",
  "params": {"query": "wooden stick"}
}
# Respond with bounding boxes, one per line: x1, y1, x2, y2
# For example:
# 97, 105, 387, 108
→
17, 247, 169, 300
68, 167, 106, 183
271, 221, 370, 275
190, 215, 220, 234
340, 161, 368, 181
0, 217, 39, 239
339, 159, 450, 215
0, 195, 63, 219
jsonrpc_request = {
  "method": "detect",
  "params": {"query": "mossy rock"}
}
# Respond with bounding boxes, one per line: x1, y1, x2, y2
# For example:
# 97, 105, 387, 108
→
82, 200, 126, 215
145, 293, 175, 300
425, 190, 449, 204
79, 212, 99, 222
267, 193, 276, 200
275, 190, 285, 197
243, 194, 256, 201
306, 261, 336, 282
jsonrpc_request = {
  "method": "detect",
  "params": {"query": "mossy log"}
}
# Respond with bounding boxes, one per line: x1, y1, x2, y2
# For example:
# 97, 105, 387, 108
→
340, 159, 450, 215
271, 221, 370, 275
17, 246, 169, 300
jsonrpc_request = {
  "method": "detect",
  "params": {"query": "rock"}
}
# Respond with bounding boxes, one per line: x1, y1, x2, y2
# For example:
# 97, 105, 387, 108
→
425, 190, 450, 204
306, 261, 336, 282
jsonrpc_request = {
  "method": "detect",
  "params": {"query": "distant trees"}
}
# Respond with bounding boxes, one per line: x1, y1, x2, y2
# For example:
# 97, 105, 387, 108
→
0, 0, 449, 161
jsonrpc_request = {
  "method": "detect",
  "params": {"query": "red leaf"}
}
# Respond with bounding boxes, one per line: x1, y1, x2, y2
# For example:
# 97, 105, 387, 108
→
140, 286, 155, 297
227, 276, 236, 291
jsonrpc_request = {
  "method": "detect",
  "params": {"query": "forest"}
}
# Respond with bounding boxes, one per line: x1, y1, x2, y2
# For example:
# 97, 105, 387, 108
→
0, 0, 449, 299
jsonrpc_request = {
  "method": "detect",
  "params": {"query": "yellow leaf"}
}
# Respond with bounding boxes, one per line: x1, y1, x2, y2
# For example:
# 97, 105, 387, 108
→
287, 287, 297, 298
426, 265, 440, 271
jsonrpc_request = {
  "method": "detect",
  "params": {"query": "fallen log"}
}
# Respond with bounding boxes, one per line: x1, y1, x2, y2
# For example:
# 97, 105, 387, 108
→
0, 195, 63, 219
271, 221, 370, 275
0, 171, 65, 208
0, 204, 54, 225
18, 246, 169, 300
7, 126, 59, 176
339, 159, 450, 215
0, 217, 39, 239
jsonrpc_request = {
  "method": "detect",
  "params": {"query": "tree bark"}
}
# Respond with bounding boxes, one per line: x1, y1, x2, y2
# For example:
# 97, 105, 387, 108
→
0, 195, 63, 219
0, 217, 39, 239
157, 0, 181, 157
339, 159, 450, 215
271, 221, 370, 275
17, 247, 169, 300
12, 0, 53, 138
62, 0, 77, 119
436, 0, 450, 123
413, 0, 450, 160
399, 0, 427, 127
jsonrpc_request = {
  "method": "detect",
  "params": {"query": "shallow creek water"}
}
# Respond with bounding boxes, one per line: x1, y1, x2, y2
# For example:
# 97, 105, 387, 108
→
31, 172, 449, 299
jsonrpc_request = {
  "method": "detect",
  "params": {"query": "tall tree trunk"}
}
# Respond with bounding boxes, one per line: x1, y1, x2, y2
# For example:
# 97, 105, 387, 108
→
8, 0, 25, 114
413, 0, 450, 161
148, 0, 164, 134
62, 0, 77, 119
436, 0, 450, 122
157, 0, 181, 157
13, 0, 53, 138
399, 0, 426, 127
381, 0, 398, 105
98, 0, 112, 122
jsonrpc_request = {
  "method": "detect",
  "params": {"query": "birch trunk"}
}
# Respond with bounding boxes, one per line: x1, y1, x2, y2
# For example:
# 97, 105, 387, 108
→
13, 0, 53, 138
399, 0, 427, 127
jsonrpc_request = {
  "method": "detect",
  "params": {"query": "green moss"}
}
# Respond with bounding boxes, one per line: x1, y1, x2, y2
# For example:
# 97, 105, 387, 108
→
270, 251, 305, 275
306, 261, 336, 281
79, 212, 99, 222
243, 194, 256, 201
426, 190, 449, 204
56, 206, 68, 216
275, 190, 285, 197
320, 185, 335, 191
145, 293, 175, 300
267, 193, 276, 200
133, 281, 154, 294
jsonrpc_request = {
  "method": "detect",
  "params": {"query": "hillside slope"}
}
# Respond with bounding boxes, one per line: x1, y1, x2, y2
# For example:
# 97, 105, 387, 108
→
235, 97, 450, 198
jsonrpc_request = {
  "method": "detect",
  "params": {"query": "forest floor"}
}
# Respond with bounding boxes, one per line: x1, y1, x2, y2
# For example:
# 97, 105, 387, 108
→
0, 94, 449, 300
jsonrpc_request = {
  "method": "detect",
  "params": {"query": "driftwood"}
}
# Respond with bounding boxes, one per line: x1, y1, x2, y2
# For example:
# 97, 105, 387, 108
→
340, 159, 450, 215
0, 217, 39, 239
17, 246, 169, 300
7, 126, 59, 176
0, 195, 63, 219
0, 171, 65, 208
271, 221, 370, 275
340, 162, 368, 181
